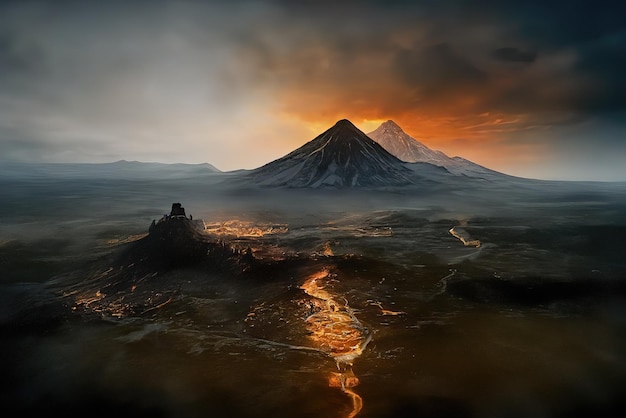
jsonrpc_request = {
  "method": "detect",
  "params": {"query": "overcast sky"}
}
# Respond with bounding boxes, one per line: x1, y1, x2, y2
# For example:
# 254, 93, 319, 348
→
1, 0, 625, 180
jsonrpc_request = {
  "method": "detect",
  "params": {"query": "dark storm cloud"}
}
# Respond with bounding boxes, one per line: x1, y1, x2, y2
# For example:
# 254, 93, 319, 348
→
394, 43, 487, 91
0, 0, 624, 178
0, 31, 45, 74
2, 0, 623, 123
495, 0, 626, 49
492, 47, 537, 63
571, 36, 626, 113
248, 0, 626, 127
0, 0, 290, 165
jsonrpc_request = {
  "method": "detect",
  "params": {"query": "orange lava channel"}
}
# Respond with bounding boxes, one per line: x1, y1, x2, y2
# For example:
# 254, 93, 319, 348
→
300, 269, 371, 417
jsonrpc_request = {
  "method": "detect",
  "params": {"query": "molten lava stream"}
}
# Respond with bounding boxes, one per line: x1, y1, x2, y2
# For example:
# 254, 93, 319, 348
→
300, 269, 371, 418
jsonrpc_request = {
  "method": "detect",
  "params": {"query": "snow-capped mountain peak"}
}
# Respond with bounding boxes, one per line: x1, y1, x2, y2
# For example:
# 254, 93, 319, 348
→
368, 120, 503, 178
377, 120, 405, 135
368, 120, 450, 166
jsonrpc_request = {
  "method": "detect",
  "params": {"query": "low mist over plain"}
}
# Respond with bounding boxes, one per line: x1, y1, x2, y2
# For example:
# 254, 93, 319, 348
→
2, 1, 626, 416
2, 117, 626, 417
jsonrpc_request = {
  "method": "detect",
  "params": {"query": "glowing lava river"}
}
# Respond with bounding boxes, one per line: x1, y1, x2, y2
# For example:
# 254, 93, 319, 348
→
300, 269, 372, 418
62, 214, 379, 417
8, 204, 626, 418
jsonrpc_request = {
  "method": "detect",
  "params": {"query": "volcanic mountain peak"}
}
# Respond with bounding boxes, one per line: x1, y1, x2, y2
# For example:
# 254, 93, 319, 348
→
368, 121, 505, 178
315, 118, 378, 146
368, 121, 448, 165
378, 120, 405, 134
334, 118, 359, 129
250, 119, 415, 188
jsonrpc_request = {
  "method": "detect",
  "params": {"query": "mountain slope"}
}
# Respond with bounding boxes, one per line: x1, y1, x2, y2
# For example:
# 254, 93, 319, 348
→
250, 119, 416, 188
368, 120, 504, 177
368, 120, 451, 166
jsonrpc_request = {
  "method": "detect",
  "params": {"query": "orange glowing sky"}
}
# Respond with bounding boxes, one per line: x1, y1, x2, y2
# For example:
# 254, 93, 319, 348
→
1, 1, 625, 181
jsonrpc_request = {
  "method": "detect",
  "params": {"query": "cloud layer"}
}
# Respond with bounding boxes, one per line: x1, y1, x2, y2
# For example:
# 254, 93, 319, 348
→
1, 0, 625, 179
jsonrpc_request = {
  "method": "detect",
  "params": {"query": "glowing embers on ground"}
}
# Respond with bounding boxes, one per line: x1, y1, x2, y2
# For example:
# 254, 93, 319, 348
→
70, 289, 173, 319
203, 219, 288, 238
300, 269, 371, 418
449, 226, 481, 248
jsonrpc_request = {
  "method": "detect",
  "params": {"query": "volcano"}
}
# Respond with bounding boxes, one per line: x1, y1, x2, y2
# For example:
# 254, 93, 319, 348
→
368, 120, 505, 178
368, 120, 451, 166
250, 119, 415, 188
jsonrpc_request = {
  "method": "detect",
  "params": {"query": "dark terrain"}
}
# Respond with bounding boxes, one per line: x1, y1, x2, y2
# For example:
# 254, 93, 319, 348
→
2, 117, 626, 418
1, 161, 626, 417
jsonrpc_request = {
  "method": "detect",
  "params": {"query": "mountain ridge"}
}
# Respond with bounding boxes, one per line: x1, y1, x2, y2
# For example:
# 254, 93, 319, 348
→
0, 160, 221, 180
249, 119, 419, 188
368, 120, 451, 166
368, 120, 505, 178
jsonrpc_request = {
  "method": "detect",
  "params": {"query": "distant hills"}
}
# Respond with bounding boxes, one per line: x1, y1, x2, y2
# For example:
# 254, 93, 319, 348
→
0, 160, 220, 180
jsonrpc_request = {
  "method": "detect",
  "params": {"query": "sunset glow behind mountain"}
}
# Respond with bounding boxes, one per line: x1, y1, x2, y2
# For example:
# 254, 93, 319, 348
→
1, 0, 624, 180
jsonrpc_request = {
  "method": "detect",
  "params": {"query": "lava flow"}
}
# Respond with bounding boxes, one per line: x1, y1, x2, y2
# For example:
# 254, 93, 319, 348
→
300, 269, 371, 418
